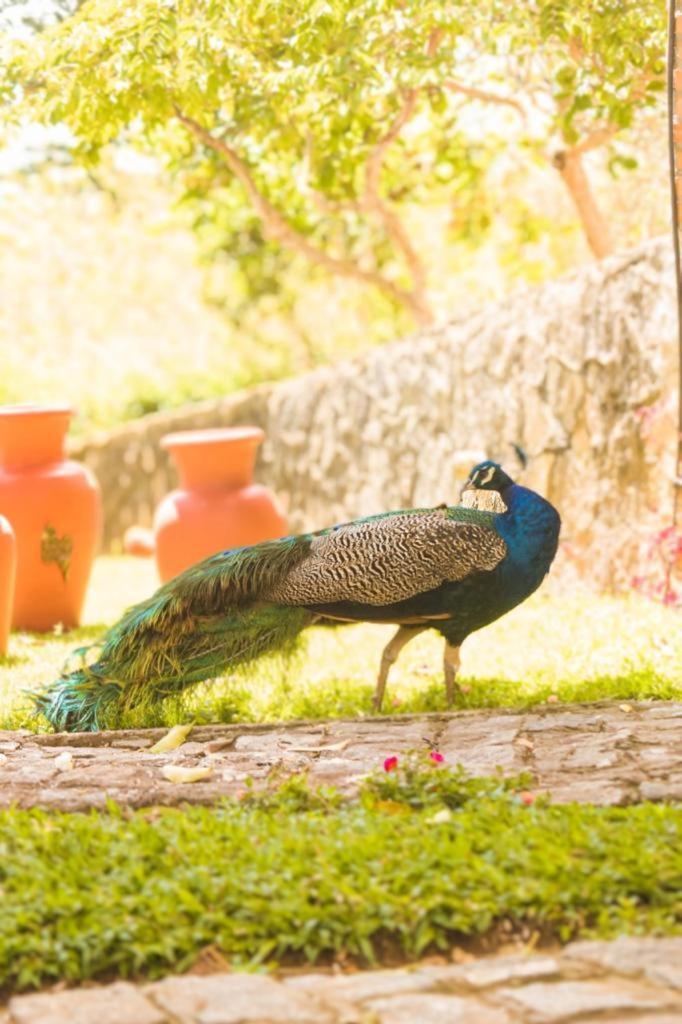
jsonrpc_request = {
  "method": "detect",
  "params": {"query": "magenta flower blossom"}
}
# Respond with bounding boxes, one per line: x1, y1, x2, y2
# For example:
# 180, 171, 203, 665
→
383, 756, 399, 772
429, 751, 445, 764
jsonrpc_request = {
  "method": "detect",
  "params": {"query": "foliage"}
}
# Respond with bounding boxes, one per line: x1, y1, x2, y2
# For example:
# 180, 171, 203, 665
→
0, 763, 680, 992
0, 168, 409, 431
0, 0, 84, 36
362, 756, 531, 809
1, 557, 680, 731
0, 191, 248, 432
1, 0, 667, 332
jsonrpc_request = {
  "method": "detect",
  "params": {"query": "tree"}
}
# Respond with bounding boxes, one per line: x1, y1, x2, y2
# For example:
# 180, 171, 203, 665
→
2, 0, 666, 330
0, 0, 84, 35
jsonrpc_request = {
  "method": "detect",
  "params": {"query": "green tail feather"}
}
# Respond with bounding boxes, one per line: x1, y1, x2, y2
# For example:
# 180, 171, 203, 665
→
34, 535, 314, 733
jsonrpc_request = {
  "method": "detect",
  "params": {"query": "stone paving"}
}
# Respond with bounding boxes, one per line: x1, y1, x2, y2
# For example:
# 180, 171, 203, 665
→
0, 699, 680, 812
3, 937, 682, 1023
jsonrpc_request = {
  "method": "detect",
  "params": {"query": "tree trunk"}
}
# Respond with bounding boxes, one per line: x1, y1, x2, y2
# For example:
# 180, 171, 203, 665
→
670, 3, 682, 525
553, 149, 613, 260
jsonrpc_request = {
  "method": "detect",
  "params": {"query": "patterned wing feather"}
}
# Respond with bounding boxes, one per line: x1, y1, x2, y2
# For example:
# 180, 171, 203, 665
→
267, 510, 506, 607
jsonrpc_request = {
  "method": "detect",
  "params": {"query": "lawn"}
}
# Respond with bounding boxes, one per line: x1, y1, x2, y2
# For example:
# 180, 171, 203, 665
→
1, 556, 680, 732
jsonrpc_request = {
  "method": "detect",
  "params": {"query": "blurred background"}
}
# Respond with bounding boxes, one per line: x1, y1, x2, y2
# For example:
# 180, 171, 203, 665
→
0, 0, 671, 429
0, 0, 678, 601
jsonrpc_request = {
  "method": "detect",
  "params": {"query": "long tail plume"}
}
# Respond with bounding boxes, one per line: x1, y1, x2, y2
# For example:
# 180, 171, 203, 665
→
34, 535, 313, 732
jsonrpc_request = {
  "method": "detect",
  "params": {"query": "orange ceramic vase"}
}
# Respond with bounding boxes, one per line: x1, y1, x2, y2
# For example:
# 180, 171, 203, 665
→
154, 426, 287, 582
0, 515, 16, 655
0, 405, 102, 631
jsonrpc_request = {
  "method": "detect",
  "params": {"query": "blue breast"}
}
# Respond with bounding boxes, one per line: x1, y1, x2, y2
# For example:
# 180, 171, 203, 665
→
491, 483, 561, 609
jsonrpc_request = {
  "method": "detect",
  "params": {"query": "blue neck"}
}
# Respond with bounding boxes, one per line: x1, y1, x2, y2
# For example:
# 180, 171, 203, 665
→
493, 483, 561, 596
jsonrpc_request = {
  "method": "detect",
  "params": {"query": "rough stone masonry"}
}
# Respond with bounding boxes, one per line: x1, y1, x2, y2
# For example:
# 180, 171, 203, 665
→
1, 700, 680, 813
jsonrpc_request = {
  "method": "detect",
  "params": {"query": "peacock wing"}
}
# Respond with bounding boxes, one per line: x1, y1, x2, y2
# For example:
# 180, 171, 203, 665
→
266, 509, 507, 608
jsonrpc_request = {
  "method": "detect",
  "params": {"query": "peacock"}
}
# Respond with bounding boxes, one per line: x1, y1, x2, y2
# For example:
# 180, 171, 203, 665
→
34, 460, 561, 732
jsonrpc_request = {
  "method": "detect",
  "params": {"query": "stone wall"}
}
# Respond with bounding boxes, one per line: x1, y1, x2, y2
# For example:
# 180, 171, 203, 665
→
71, 238, 677, 584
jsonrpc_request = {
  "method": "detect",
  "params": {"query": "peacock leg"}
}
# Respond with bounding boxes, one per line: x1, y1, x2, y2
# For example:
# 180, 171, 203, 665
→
373, 625, 426, 711
443, 642, 461, 707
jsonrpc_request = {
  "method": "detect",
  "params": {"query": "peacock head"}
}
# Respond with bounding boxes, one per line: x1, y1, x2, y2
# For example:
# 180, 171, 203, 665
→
464, 460, 514, 493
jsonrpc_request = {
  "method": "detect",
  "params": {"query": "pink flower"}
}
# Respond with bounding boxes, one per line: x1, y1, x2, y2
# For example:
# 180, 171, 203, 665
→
519, 791, 536, 805
383, 756, 399, 773
460, 684, 471, 694
546, 694, 559, 704
429, 751, 445, 764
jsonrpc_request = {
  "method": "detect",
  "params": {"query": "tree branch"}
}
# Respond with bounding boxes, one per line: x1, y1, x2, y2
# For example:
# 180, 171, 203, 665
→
362, 89, 433, 323
174, 108, 430, 323
572, 126, 617, 156
552, 148, 612, 258
300, 92, 434, 324
298, 133, 363, 216
444, 79, 526, 120
551, 71, 655, 257
570, 71, 653, 157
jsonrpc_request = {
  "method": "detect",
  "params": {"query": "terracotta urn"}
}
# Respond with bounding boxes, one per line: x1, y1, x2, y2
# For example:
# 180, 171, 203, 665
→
0, 515, 16, 656
0, 405, 102, 631
154, 426, 287, 582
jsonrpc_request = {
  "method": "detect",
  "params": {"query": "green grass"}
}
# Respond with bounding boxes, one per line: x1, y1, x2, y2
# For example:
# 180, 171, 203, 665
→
1, 556, 680, 731
0, 764, 680, 993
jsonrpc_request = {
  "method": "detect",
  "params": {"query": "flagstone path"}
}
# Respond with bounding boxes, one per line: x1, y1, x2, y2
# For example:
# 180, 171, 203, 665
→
0, 699, 680, 812
3, 937, 682, 1023
1, 700, 681, 1021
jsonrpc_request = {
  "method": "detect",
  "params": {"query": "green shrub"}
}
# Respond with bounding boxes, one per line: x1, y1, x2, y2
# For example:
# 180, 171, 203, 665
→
0, 763, 679, 993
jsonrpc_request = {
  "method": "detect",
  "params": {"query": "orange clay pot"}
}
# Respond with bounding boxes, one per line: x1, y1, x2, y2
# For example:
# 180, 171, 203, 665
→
154, 426, 287, 582
0, 405, 102, 631
0, 515, 16, 656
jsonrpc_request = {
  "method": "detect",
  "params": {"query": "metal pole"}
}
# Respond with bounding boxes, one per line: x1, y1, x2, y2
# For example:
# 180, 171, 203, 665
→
667, 0, 682, 524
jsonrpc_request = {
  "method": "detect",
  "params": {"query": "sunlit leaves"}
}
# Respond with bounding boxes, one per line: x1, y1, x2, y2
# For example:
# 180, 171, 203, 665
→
0, 0, 667, 320
5, 0, 666, 172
